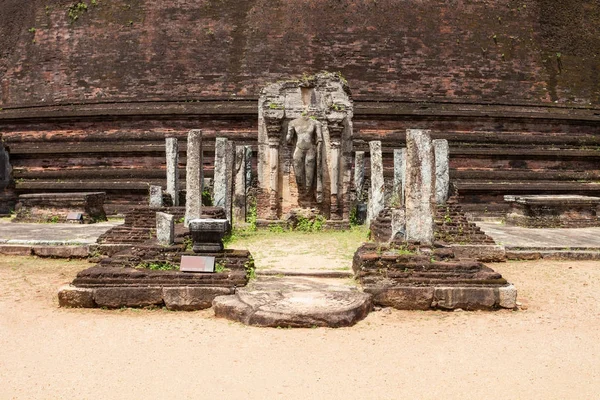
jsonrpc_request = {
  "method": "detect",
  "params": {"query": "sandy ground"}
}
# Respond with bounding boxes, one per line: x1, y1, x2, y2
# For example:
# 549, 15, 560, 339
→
1, 251, 600, 398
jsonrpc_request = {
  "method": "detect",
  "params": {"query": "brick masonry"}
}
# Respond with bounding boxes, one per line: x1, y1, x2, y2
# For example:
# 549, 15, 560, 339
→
1, 1, 600, 214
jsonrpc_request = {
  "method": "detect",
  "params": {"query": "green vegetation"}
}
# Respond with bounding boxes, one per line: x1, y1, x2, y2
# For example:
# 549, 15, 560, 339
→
295, 215, 325, 232
136, 261, 178, 271
68, 2, 88, 22
214, 262, 229, 273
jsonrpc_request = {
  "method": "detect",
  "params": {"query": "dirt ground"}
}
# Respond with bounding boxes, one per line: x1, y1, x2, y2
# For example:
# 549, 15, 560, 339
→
1, 241, 599, 398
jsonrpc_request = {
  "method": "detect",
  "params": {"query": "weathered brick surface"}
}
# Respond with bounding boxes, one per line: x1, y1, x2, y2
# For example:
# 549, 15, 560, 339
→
1, 1, 600, 106
1, 1, 600, 214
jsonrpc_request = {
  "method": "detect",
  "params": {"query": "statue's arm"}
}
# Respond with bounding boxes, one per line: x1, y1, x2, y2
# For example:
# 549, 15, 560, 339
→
286, 124, 294, 144
315, 122, 323, 144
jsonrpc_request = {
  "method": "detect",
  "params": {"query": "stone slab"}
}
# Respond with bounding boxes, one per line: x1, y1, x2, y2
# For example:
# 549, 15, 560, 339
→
93, 287, 164, 308
450, 244, 506, 262
213, 277, 372, 328
163, 286, 234, 311
58, 285, 96, 308
364, 287, 434, 310
149, 185, 163, 208
432, 287, 499, 310
156, 212, 174, 246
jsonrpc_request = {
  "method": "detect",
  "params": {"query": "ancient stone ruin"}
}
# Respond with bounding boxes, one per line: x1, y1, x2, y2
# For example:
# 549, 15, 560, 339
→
59, 129, 255, 311
355, 129, 516, 311
256, 72, 353, 226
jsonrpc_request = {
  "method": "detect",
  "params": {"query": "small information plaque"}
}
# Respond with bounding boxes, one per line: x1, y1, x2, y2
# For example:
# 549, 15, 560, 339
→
180, 255, 215, 273
66, 212, 83, 224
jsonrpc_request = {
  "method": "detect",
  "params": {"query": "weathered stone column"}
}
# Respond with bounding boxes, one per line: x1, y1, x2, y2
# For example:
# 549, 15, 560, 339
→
165, 137, 179, 206
354, 151, 365, 202
405, 129, 435, 245
433, 139, 450, 204
214, 138, 234, 222
393, 148, 406, 207
149, 185, 163, 208
156, 212, 174, 246
367, 141, 384, 224
185, 129, 203, 227
328, 121, 344, 220
233, 146, 247, 224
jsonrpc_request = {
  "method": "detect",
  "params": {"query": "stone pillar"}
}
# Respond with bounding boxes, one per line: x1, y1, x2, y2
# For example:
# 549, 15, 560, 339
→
433, 139, 450, 204
404, 129, 435, 245
393, 148, 406, 207
165, 138, 179, 206
214, 137, 234, 222
268, 136, 280, 219
185, 129, 203, 227
244, 146, 253, 194
354, 151, 365, 202
233, 145, 247, 224
156, 212, 174, 246
367, 141, 384, 224
149, 185, 163, 208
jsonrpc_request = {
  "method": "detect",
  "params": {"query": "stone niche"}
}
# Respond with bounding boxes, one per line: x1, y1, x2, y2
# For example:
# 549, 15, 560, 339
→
257, 72, 353, 221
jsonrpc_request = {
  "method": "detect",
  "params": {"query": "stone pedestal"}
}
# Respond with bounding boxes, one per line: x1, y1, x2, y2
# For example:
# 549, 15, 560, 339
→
189, 219, 229, 252
185, 130, 203, 227
404, 129, 435, 245
165, 138, 179, 206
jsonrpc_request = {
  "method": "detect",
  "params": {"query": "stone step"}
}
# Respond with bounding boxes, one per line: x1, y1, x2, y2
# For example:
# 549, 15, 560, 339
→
213, 276, 372, 328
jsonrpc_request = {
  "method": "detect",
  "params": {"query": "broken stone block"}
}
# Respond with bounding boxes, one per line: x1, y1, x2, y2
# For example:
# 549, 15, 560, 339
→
156, 212, 174, 246
58, 285, 96, 308
149, 185, 163, 208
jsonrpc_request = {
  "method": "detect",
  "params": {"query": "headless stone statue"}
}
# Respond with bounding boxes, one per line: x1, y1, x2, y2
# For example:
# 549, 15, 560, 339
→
286, 116, 323, 199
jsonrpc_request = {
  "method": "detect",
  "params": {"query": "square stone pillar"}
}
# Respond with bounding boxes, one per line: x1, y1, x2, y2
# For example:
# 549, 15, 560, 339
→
149, 185, 163, 208
214, 138, 234, 222
433, 139, 450, 204
156, 212, 174, 246
185, 129, 203, 227
367, 141, 384, 224
328, 121, 344, 220
165, 137, 179, 206
233, 145, 247, 224
405, 129, 435, 245
354, 151, 365, 202
393, 148, 406, 207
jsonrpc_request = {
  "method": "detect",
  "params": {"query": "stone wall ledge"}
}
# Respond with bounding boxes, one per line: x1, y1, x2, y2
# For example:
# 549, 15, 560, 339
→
1, 100, 599, 122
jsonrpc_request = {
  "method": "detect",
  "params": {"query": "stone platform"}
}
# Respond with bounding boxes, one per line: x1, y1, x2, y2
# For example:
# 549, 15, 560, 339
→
353, 243, 516, 311
505, 195, 600, 228
213, 277, 372, 328
13, 192, 107, 224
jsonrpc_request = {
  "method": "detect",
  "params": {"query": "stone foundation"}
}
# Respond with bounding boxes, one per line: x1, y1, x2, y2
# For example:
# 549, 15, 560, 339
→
353, 243, 516, 311
505, 195, 600, 228
13, 192, 107, 223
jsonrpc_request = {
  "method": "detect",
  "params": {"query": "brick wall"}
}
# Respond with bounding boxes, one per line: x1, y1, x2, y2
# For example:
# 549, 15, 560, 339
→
1, 0, 600, 108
